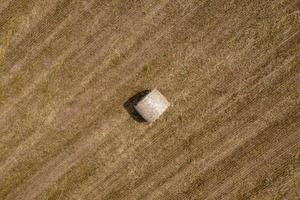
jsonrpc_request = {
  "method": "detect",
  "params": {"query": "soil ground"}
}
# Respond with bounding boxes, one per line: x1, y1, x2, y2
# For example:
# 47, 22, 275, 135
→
0, 0, 299, 199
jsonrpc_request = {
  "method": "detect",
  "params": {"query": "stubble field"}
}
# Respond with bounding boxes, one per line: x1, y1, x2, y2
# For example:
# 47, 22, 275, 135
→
0, 0, 299, 199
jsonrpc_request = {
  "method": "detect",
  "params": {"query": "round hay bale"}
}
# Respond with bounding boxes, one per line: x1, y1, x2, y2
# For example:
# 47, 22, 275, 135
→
134, 89, 170, 122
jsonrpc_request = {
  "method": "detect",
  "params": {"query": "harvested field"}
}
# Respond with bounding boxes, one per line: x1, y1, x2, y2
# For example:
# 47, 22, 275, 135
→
0, 0, 300, 199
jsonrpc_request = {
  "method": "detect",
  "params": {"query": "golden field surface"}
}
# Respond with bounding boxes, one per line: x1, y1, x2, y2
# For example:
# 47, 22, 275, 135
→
0, 0, 299, 199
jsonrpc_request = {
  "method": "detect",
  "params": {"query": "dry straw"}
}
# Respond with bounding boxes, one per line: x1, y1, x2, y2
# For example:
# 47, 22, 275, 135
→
134, 89, 170, 122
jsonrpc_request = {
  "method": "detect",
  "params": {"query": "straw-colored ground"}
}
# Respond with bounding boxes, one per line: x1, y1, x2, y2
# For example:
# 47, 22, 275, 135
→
0, 0, 299, 199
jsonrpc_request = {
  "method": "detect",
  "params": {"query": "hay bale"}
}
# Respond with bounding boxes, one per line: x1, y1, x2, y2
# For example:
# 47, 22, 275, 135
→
134, 89, 170, 122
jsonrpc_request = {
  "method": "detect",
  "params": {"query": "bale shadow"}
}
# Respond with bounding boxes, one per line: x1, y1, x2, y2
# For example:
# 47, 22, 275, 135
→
123, 90, 151, 123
